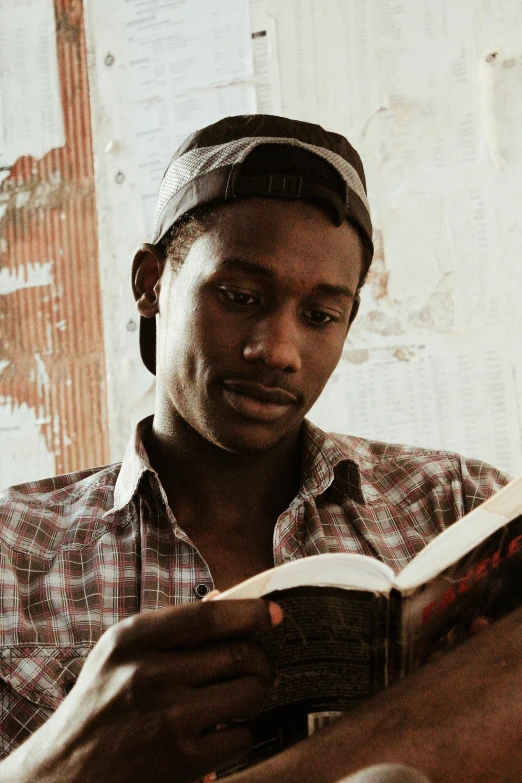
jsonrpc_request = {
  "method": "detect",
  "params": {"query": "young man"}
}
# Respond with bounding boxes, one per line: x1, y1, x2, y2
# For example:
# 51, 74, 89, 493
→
0, 115, 520, 783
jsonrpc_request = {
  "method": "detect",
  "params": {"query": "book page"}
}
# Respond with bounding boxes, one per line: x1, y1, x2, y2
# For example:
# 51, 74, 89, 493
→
219, 554, 394, 600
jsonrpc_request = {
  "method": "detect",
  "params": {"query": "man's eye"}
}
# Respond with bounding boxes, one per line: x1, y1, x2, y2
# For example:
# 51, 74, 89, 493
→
304, 309, 337, 326
220, 288, 259, 306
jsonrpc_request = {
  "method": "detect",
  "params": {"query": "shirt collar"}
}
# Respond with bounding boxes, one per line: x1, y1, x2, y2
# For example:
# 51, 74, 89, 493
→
300, 419, 365, 505
111, 415, 162, 514
110, 415, 366, 515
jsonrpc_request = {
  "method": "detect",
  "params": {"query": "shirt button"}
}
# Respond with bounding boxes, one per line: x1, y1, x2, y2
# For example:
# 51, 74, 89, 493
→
194, 583, 211, 599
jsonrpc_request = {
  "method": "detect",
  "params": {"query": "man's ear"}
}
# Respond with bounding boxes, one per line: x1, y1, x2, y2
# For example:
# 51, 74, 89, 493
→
131, 243, 165, 318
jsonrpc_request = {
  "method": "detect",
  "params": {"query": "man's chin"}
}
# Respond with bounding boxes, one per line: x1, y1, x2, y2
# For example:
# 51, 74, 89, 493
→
204, 418, 303, 456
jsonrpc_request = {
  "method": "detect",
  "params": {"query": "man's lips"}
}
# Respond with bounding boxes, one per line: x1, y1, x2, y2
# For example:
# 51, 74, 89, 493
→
222, 380, 298, 422
223, 380, 298, 405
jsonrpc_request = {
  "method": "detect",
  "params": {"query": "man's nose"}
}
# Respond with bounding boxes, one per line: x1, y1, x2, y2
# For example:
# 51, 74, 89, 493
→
242, 310, 302, 372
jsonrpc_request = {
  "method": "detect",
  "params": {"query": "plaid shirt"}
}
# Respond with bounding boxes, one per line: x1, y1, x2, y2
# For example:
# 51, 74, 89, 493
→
0, 416, 510, 757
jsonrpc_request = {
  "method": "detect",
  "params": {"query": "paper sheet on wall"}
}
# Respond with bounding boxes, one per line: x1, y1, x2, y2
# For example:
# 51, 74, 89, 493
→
339, 0, 502, 341
122, 0, 253, 92
0, 0, 64, 182
309, 327, 522, 475
132, 83, 257, 233
118, 0, 256, 234
348, 174, 503, 351
250, 0, 282, 114
249, 0, 365, 131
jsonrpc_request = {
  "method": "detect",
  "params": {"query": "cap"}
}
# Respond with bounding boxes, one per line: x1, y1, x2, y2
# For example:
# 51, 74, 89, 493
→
139, 114, 373, 375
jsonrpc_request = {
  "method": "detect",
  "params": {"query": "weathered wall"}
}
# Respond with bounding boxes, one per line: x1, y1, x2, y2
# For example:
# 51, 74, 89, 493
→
4, 0, 522, 485
84, 0, 522, 475
0, 0, 109, 487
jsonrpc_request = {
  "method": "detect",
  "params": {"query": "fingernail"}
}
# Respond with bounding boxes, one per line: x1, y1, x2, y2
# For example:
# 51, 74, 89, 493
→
202, 589, 221, 602
268, 602, 284, 626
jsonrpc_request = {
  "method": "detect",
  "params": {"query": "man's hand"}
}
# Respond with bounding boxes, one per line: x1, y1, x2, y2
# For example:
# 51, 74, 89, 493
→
0, 599, 282, 783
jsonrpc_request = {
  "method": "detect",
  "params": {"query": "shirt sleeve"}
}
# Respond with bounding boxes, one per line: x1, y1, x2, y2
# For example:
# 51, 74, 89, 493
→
458, 455, 512, 516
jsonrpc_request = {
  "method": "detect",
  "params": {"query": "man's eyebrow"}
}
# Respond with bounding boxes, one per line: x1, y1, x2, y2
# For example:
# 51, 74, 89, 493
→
217, 257, 355, 298
218, 257, 275, 278
313, 283, 355, 299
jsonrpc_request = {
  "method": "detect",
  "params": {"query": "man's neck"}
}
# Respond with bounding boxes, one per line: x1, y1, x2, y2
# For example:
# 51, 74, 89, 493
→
144, 409, 303, 541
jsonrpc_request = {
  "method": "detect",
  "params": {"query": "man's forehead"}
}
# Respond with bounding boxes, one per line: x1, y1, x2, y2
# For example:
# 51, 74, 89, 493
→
185, 201, 364, 291
200, 194, 363, 239
193, 196, 363, 250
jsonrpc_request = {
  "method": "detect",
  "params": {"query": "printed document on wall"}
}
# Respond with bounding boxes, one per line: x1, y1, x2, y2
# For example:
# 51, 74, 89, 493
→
0, 0, 64, 181
308, 327, 522, 475
134, 83, 257, 231
119, 0, 256, 232
250, 0, 282, 114
123, 0, 253, 93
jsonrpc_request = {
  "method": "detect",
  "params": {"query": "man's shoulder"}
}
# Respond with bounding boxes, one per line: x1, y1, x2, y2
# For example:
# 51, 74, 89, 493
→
0, 462, 123, 505
327, 429, 502, 467
0, 462, 124, 552
326, 429, 468, 468
324, 430, 511, 509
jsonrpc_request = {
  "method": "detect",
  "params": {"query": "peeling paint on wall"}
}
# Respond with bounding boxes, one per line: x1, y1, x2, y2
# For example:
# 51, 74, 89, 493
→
0, 262, 54, 295
0, 0, 109, 487
0, 399, 56, 487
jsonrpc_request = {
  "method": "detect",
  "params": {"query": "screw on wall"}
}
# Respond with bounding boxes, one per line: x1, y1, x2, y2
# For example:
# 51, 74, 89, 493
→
127, 319, 137, 332
115, 171, 125, 184
104, 53, 115, 66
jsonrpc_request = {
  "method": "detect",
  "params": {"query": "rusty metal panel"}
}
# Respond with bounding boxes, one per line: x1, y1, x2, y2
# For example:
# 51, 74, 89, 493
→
0, 0, 109, 483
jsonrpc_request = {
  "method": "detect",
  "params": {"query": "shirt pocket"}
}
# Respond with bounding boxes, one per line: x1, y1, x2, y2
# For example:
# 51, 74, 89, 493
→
0, 644, 95, 756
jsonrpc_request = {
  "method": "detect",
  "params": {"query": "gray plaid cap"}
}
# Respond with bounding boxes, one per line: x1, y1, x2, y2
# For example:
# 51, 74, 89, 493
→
140, 114, 373, 375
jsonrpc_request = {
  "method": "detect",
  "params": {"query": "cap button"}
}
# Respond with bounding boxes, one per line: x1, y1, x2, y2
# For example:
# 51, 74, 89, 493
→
194, 583, 211, 599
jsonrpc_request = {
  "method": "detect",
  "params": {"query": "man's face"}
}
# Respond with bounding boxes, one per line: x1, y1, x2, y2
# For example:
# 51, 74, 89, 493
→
154, 197, 363, 454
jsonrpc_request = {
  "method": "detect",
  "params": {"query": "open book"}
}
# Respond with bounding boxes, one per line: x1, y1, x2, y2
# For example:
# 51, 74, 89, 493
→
216, 474, 522, 773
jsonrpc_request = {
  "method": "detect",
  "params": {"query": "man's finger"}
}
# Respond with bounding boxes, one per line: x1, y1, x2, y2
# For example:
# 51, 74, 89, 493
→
187, 639, 276, 688
111, 599, 282, 652
123, 640, 276, 712
189, 675, 268, 731
202, 589, 221, 601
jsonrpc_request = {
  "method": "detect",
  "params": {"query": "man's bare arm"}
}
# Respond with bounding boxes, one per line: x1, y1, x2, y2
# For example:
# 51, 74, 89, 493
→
231, 606, 522, 783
